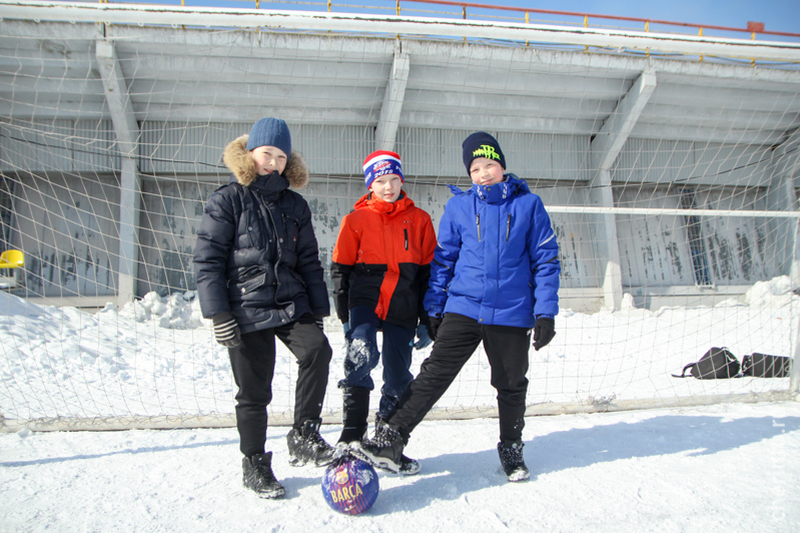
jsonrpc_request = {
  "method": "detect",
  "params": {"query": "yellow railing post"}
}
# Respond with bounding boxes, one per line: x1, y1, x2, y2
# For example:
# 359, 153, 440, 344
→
525, 11, 529, 46
462, 5, 466, 43
698, 27, 703, 62
584, 15, 588, 52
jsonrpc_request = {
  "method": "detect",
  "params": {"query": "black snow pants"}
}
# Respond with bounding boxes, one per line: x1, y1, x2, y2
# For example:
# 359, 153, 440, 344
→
389, 312, 531, 443
228, 314, 332, 457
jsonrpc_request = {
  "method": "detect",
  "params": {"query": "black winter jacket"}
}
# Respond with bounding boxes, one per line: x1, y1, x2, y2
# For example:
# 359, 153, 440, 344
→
193, 135, 329, 334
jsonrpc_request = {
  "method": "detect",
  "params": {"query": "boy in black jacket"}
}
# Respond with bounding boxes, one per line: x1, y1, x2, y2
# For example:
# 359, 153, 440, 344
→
194, 118, 334, 498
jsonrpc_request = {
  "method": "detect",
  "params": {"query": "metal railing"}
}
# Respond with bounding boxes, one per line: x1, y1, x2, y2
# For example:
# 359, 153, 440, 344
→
98, 0, 799, 41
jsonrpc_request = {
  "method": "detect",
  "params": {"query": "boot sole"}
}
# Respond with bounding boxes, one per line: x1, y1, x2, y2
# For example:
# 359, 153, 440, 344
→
244, 480, 286, 499
506, 468, 530, 482
255, 487, 286, 499
399, 458, 421, 476
288, 456, 334, 468
350, 446, 400, 474
287, 457, 307, 467
287, 441, 336, 468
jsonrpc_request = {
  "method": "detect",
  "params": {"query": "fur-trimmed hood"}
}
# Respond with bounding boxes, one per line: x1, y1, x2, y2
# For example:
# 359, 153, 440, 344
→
222, 134, 309, 189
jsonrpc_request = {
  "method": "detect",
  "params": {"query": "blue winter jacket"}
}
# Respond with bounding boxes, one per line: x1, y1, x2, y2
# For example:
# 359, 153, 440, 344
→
424, 174, 560, 328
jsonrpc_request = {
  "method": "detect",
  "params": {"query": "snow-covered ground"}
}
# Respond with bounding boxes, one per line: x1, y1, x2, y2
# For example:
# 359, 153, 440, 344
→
1, 277, 799, 531
1, 402, 799, 532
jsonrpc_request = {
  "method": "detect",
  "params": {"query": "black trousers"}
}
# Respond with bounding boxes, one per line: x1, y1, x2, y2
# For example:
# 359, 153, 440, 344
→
228, 314, 332, 457
389, 312, 531, 443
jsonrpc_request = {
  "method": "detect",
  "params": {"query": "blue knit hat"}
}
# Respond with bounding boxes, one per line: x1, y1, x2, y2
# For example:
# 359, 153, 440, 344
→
462, 131, 505, 174
246, 117, 291, 156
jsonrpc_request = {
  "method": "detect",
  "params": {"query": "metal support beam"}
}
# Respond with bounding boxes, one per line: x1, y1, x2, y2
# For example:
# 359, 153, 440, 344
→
589, 70, 657, 311
591, 70, 658, 174
375, 42, 410, 152
766, 127, 800, 278
765, 127, 800, 387
96, 36, 141, 305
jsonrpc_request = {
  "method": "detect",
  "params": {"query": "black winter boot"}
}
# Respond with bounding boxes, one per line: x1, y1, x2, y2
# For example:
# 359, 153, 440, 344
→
287, 418, 335, 467
375, 416, 420, 475
352, 421, 406, 474
497, 440, 530, 482
338, 386, 370, 444
242, 452, 286, 498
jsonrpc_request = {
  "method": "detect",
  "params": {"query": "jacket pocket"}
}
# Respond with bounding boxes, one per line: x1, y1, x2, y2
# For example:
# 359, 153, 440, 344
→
241, 272, 267, 294
232, 265, 268, 297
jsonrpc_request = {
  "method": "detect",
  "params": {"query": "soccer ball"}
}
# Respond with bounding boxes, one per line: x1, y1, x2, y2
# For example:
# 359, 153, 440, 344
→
321, 456, 379, 515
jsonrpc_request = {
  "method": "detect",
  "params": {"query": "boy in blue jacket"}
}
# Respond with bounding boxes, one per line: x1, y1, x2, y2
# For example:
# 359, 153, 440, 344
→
353, 131, 560, 482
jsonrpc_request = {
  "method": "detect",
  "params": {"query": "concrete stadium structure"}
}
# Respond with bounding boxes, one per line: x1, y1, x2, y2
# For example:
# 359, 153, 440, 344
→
1, 1, 800, 312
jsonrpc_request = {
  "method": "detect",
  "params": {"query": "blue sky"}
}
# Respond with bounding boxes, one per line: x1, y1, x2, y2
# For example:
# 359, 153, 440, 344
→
495, 0, 798, 35
107, 0, 799, 36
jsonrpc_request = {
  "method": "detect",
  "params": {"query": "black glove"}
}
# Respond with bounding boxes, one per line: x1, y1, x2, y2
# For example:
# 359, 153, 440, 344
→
533, 317, 555, 351
212, 312, 241, 348
314, 315, 325, 331
428, 316, 443, 341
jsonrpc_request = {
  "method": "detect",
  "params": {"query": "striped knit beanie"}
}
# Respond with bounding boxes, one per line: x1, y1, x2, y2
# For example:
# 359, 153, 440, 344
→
363, 150, 404, 189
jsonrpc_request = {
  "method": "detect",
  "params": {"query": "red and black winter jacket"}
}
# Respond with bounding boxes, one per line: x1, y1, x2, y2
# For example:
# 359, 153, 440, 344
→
331, 191, 436, 329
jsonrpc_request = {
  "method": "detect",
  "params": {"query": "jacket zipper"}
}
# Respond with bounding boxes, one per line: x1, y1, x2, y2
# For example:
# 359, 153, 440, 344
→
506, 214, 511, 242
404, 228, 409, 250
259, 198, 290, 305
476, 214, 481, 242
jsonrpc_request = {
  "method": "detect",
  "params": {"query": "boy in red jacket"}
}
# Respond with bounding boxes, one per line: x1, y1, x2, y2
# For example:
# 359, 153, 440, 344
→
331, 150, 436, 475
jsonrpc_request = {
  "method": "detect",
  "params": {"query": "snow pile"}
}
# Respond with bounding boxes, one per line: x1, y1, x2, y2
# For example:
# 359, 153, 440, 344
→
745, 275, 800, 307
113, 290, 207, 330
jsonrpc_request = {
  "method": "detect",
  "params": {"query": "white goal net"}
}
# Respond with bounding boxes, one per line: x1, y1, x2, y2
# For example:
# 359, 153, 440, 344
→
1, 1, 799, 431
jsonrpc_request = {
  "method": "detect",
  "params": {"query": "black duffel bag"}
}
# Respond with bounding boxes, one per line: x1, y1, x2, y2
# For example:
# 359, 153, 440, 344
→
741, 353, 792, 378
672, 347, 740, 379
